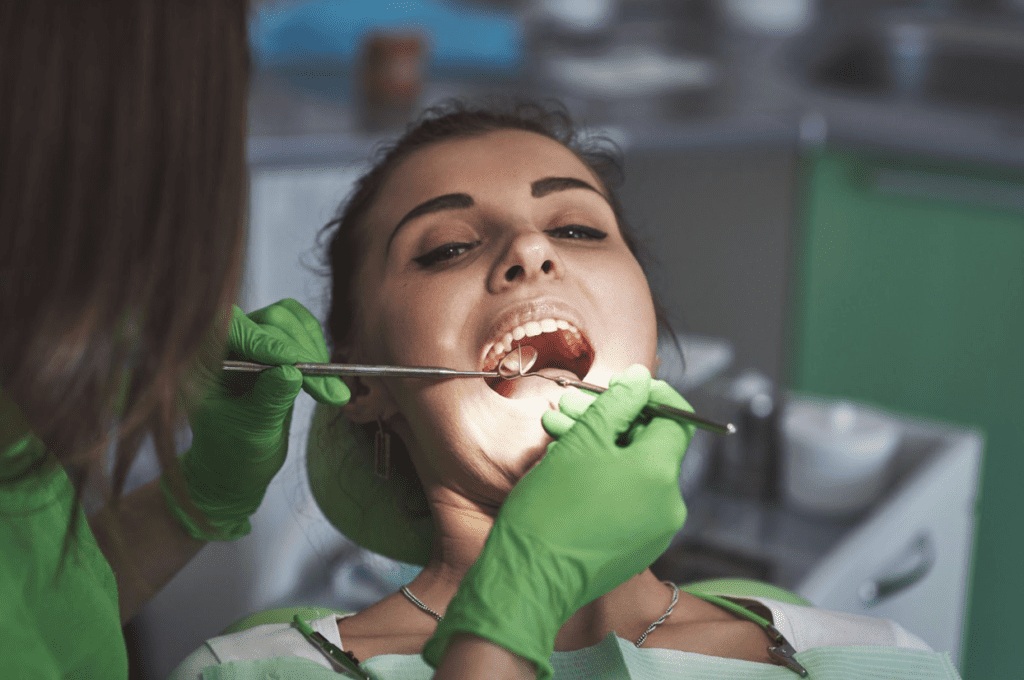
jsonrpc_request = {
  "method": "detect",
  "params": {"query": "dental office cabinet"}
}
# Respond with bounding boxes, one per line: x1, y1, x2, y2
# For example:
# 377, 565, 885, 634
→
656, 399, 981, 670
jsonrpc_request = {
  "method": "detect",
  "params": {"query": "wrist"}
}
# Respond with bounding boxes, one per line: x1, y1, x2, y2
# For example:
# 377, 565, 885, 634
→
433, 632, 537, 680
422, 521, 583, 680
159, 470, 253, 542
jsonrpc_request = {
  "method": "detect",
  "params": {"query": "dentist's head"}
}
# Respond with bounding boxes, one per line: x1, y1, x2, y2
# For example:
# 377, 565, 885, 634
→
1, 0, 250, 495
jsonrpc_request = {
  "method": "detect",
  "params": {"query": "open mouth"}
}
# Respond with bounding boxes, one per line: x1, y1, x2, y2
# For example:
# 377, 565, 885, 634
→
481, 319, 595, 398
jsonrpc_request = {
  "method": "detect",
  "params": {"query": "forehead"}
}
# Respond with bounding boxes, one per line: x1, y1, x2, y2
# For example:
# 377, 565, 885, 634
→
365, 129, 603, 232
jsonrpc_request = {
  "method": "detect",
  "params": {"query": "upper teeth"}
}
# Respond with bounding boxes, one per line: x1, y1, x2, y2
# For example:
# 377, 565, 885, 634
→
484, 318, 580, 364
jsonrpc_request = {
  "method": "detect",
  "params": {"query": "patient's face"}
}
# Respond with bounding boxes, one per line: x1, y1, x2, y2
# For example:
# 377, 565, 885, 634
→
349, 129, 658, 509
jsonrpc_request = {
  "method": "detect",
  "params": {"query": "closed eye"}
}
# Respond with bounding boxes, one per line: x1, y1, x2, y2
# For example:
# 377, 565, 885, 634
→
546, 224, 607, 240
413, 241, 481, 267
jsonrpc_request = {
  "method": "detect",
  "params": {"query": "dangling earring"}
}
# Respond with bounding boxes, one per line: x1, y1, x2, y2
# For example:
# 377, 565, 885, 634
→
374, 418, 391, 480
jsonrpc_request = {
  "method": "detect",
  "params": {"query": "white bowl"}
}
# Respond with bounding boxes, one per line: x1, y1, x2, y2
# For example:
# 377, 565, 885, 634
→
782, 398, 900, 516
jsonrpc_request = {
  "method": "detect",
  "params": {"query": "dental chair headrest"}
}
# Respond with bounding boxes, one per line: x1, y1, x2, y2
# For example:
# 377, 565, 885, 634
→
306, 402, 433, 566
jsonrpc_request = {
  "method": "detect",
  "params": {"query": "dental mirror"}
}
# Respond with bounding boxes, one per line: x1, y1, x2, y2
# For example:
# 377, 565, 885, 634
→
497, 345, 538, 378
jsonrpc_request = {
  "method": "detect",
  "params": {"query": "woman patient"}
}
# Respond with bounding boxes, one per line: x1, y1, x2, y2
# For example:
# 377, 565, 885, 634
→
171, 101, 950, 680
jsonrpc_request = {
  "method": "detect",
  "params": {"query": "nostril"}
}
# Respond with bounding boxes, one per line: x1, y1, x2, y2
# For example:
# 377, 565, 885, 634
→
541, 260, 553, 274
505, 265, 523, 282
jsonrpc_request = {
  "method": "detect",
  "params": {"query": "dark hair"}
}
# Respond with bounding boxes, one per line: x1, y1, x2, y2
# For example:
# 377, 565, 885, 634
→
0, 0, 250, 510
321, 98, 664, 355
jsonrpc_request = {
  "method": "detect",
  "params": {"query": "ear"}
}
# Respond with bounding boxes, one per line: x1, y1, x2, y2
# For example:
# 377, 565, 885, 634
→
341, 375, 399, 424
333, 345, 400, 424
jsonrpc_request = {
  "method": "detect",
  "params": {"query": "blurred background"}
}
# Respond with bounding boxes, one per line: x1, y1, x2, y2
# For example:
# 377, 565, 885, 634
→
127, 1, 1023, 678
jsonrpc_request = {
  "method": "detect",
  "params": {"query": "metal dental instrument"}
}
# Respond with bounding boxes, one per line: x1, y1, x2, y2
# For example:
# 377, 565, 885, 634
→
499, 345, 736, 436
222, 359, 498, 380
222, 348, 735, 435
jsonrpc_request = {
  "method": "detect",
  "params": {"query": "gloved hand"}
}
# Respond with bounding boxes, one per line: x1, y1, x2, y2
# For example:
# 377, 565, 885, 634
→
423, 365, 694, 679
162, 299, 350, 541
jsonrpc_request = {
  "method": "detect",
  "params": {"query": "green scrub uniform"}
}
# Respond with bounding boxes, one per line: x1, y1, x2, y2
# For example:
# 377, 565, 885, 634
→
0, 428, 128, 679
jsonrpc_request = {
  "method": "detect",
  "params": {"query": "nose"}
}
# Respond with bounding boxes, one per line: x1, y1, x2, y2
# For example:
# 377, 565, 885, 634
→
488, 229, 563, 292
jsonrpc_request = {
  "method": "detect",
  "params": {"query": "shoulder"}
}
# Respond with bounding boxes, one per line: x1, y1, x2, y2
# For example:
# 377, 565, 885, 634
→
168, 644, 218, 680
745, 597, 933, 653
647, 594, 777, 664
335, 606, 434, 660
167, 614, 344, 680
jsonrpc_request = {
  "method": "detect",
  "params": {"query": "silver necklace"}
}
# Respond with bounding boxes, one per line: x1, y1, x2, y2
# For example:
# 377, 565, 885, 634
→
400, 586, 443, 622
634, 581, 679, 647
400, 581, 679, 648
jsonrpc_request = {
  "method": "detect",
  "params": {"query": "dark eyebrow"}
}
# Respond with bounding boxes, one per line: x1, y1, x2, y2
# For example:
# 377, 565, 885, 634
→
386, 178, 609, 254
386, 193, 474, 254
531, 176, 606, 200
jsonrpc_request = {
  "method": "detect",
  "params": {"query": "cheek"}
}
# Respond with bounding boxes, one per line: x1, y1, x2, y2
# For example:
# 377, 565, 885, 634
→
372, 277, 472, 365
599, 258, 660, 360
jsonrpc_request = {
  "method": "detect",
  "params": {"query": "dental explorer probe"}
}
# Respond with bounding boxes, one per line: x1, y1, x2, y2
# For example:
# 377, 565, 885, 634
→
545, 378, 734, 436
497, 346, 736, 436
221, 359, 497, 379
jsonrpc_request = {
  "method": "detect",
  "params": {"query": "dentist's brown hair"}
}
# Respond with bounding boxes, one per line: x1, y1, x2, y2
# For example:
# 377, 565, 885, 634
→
0, 0, 250, 514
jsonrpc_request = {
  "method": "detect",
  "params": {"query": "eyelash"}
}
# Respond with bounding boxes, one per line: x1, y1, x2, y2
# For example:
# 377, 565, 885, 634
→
548, 224, 607, 241
413, 225, 608, 268
413, 241, 481, 267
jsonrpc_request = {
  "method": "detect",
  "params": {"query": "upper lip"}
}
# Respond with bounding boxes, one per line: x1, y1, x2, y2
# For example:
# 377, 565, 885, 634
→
479, 299, 590, 368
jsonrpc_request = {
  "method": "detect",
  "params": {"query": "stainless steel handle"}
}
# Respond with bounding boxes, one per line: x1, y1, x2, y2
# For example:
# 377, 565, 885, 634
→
857, 533, 936, 607
222, 359, 496, 379
551, 377, 736, 436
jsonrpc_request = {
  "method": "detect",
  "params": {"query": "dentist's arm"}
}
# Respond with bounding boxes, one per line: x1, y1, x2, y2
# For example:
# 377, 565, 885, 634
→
89, 480, 205, 622
428, 366, 695, 680
93, 299, 349, 622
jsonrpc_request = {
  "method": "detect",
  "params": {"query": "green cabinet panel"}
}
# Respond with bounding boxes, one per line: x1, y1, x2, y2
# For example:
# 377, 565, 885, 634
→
790, 147, 1024, 680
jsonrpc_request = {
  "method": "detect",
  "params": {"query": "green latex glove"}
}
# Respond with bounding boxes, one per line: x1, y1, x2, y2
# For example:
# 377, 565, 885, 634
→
540, 377, 693, 441
162, 298, 350, 541
423, 365, 694, 679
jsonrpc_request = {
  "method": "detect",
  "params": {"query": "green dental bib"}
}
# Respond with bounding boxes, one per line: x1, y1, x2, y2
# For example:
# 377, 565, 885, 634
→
197, 633, 960, 680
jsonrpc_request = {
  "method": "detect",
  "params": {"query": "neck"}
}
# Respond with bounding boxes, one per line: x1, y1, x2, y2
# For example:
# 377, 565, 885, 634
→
403, 493, 676, 651
403, 489, 496, 604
